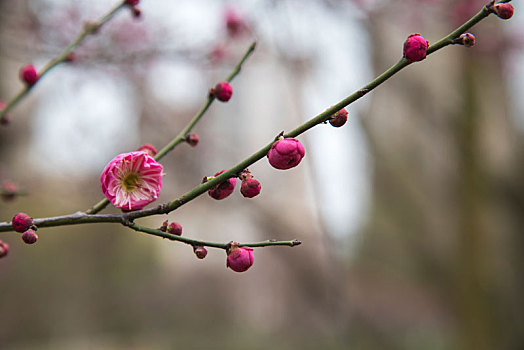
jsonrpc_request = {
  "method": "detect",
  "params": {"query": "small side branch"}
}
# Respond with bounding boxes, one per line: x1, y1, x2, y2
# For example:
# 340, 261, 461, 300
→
0, 0, 128, 124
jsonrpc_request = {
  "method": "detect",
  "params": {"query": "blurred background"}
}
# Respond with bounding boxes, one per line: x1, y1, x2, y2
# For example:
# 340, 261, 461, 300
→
0, 0, 523, 349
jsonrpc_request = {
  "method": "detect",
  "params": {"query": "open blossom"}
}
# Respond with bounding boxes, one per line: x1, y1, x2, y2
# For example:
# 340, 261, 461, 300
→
100, 151, 163, 211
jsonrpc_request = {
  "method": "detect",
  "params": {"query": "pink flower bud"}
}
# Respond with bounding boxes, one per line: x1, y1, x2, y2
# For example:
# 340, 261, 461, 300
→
227, 246, 254, 272
212, 81, 233, 102
22, 229, 38, 244
493, 3, 514, 20
0, 241, 9, 258
186, 133, 199, 147
12, 213, 33, 233
241, 178, 261, 198
125, 0, 140, 5
20, 64, 39, 86
267, 138, 306, 170
457, 33, 476, 47
208, 170, 237, 200
329, 108, 348, 127
403, 34, 429, 62
167, 222, 182, 236
136, 144, 158, 157
193, 246, 208, 259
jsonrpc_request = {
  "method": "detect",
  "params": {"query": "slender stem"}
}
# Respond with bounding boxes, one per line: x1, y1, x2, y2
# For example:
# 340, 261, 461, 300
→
0, 1, 128, 124
86, 41, 257, 214
128, 223, 301, 249
0, 2, 500, 236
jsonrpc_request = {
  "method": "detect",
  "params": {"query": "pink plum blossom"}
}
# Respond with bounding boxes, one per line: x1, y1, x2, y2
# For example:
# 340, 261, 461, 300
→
100, 151, 164, 211
267, 138, 306, 170
227, 246, 254, 272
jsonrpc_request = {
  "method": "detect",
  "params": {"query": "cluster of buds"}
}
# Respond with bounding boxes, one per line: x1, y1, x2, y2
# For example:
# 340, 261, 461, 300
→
239, 169, 261, 198
159, 220, 183, 236
12, 212, 39, 244
124, 0, 141, 18
19, 64, 39, 86
211, 81, 233, 102
206, 169, 262, 200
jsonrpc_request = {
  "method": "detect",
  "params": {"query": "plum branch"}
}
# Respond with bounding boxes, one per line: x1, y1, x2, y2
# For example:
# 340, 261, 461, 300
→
0, 1, 514, 257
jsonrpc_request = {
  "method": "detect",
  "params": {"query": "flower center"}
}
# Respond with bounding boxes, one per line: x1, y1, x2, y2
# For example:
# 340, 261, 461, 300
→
122, 173, 141, 191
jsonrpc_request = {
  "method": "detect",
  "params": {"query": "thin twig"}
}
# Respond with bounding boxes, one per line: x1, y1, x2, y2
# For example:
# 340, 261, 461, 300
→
129, 223, 301, 250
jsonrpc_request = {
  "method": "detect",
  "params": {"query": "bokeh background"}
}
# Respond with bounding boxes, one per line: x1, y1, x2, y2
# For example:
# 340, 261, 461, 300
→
1, 0, 523, 349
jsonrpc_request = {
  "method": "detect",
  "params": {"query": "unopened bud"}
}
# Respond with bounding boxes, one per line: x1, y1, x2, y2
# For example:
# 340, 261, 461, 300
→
185, 133, 199, 147
240, 178, 261, 198
167, 222, 182, 236
12, 213, 33, 233
493, 3, 514, 20
226, 244, 254, 272
211, 81, 233, 102
329, 108, 348, 127
208, 170, 237, 200
456, 33, 476, 47
22, 229, 38, 244
403, 34, 429, 62
20, 65, 39, 86
193, 246, 208, 259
